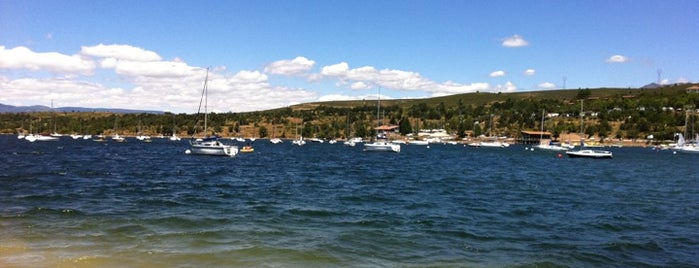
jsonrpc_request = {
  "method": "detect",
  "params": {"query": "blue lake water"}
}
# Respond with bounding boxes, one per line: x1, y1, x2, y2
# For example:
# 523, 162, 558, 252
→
0, 135, 697, 267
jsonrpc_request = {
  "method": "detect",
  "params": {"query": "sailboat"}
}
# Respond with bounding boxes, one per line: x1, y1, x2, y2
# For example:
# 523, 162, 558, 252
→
566, 100, 613, 158
111, 116, 126, 142
533, 109, 569, 151
672, 110, 699, 153
469, 114, 509, 148
270, 119, 282, 144
292, 123, 305, 146
364, 88, 400, 153
187, 67, 238, 157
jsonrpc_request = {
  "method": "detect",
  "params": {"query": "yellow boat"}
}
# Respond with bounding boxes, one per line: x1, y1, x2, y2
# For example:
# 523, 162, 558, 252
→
240, 146, 254, 153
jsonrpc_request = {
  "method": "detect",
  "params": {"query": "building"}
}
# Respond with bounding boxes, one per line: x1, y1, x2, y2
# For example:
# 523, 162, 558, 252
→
519, 130, 552, 145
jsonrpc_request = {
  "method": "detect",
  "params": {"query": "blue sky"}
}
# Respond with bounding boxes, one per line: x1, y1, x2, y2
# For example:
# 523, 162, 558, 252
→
1, 0, 697, 113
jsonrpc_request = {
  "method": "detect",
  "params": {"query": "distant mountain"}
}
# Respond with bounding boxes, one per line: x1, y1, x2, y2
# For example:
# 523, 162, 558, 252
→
0, 103, 164, 114
641, 83, 663, 89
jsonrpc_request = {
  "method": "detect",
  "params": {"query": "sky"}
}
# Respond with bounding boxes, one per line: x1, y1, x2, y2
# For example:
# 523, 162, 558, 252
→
1, 0, 697, 113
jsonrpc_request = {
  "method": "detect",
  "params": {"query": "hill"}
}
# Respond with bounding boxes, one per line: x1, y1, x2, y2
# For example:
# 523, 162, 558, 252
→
1, 83, 697, 145
0, 104, 163, 114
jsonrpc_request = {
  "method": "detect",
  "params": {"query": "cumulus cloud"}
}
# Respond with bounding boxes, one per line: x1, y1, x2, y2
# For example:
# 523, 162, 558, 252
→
606, 55, 628, 63
264, 56, 315, 76
524, 69, 536, 75
0, 44, 319, 112
81, 44, 162, 62
1, 43, 523, 113
495, 81, 517, 92
0, 46, 95, 74
489, 70, 506, 77
538, 82, 557, 89
318, 62, 489, 96
350, 81, 370, 90
502, 34, 529, 47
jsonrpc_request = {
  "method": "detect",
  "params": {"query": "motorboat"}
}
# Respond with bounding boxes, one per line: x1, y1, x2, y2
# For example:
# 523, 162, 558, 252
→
566, 149, 613, 158
364, 141, 401, 153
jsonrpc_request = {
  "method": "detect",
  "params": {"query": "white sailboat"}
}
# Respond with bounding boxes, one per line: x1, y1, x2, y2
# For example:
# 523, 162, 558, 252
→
469, 114, 509, 148
364, 88, 400, 153
533, 109, 569, 151
292, 124, 305, 146
566, 100, 612, 159
673, 133, 699, 154
187, 67, 238, 157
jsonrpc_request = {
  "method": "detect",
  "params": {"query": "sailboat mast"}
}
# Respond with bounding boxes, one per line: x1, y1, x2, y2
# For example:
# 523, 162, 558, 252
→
579, 100, 584, 136
377, 87, 381, 127
540, 109, 545, 140
204, 68, 209, 137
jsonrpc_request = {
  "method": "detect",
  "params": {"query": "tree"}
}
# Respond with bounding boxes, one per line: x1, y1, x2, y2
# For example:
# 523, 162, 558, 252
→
576, 88, 592, 100
473, 123, 482, 137
398, 117, 412, 135
258, 126, 268, 138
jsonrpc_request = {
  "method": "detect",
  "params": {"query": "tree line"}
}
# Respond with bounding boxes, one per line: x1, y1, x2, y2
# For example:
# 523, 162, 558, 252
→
2, 85, 698, 143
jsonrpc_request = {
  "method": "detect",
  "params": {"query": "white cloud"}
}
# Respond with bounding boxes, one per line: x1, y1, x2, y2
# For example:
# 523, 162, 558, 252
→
318, 62, 489, 96
538, 82, 557, 89
321, 62, 350, 77
0, 46, 95, 75
2, 44, 536, 113
489, 70, 506, 77
494, 81, 517, 92
350, 81, 370, 90
264, 56, 315, 76
81, 44, 162, 62
109, 60, 199, 78
502, 34, 529, 47
606, 55, 629, 63
524, 69, 536, 75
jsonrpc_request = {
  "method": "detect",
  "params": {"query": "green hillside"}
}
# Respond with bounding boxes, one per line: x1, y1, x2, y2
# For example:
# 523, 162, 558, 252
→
2, 84, 698, 144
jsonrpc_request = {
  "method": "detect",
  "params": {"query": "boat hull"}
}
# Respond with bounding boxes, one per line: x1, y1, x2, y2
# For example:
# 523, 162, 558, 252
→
190, 141, 238, 156
364, 142, 401, 153
566, 149, 613, 158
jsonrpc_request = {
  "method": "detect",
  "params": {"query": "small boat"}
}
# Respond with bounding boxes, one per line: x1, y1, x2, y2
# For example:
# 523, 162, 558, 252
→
292, 138, 306, 146
408, 140, 428, 146
169, 133, 181, 141
240, 145, 255, 153
673, 133, 699, 154
112, 134, 126, 143
469, 115, 509, 148
469, 140, 510, 148
26, 133, 59, 142
190, 136, 238, 156
566, 100, 612, 159
566, 149, 613, 158
363, 87, 400, 153
270, 138, 283, 144
364, 140, 401, 153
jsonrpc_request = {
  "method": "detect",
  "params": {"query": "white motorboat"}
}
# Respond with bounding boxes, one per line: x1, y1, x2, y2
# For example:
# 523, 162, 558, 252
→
189, 136, 238, 156
469, 140, 510, 148
270, 138, 283, 144
566, 149, 613, 158
364, 141, 401, 153
408, 140, 428, 145
25, 134, 59, 142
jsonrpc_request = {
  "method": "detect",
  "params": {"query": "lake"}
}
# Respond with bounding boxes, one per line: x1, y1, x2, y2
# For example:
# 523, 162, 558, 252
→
0, 135, 697, 267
